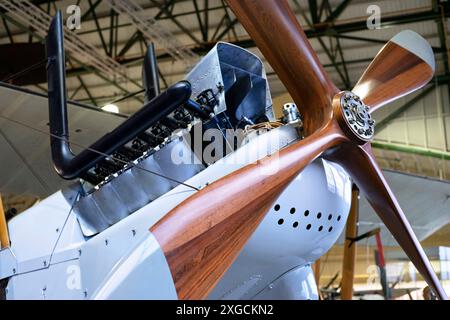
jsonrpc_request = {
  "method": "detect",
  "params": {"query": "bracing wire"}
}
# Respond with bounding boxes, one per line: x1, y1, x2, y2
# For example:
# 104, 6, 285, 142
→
48, 189, 81, 265
0, 56, 199, 191
0, 113, 200, 191
1, 59, 48, 83
107, 88, 145, 105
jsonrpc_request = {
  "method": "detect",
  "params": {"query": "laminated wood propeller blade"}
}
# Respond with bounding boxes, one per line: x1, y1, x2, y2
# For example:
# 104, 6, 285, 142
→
352, 30, 435, 112
150, 0, 447, 300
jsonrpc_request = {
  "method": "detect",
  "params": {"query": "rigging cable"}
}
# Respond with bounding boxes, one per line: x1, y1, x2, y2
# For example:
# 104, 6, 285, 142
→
0, 59, 199, 190
47, 189, 82, 266
107, 88, 145, 105
0, 113, 200, 191
1, 59, 47, 83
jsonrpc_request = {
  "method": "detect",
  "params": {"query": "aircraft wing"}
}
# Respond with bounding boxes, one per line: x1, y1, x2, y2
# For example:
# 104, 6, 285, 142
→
337, 170, 450, 245
0, 83, 125, 198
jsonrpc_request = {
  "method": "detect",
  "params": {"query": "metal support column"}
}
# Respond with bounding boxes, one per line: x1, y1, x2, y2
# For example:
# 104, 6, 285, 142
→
341, 185, 359, 300
0, 195, 10, 249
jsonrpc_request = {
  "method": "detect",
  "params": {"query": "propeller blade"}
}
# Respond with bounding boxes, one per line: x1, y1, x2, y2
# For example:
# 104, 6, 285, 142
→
327, 143, 447, 299
353, 30, 435, 112
226, 0, 339, 135
151, 123, 345, 299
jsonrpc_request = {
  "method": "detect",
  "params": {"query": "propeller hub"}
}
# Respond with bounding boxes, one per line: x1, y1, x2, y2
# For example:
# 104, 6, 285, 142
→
337, 91, 375, 142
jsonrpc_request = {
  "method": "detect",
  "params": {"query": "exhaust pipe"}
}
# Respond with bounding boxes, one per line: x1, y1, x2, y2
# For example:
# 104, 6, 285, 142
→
142, 43, 160, 103
46, 11, 192, 180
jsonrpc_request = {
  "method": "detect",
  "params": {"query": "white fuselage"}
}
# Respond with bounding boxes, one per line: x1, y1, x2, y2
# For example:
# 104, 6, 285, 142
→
0, 125, 352, 299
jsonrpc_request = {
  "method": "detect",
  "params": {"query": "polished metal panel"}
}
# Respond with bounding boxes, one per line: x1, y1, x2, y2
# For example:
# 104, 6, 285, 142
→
110, 169, 149, 213
91, 182, 129, 225
155, 136, 204, 183
186, 42, 274, 121
74, 193, 109, 236
131, 154, 175, 199
73, 130, 205, 236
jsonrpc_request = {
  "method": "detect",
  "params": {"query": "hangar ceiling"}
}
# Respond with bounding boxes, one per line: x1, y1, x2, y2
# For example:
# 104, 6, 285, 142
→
1, 0, 449, 178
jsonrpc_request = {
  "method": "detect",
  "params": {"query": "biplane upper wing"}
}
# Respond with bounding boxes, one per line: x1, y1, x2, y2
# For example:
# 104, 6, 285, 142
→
0, 82, 124, 197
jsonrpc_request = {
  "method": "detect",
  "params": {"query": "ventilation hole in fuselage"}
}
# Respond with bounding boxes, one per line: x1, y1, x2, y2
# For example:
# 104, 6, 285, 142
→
328, 214, 332, 220
317, 212, 322, 219
328, 226, 333, 232
278, 219, 284, 225
274, 204, 280, 211
304, 210, 310, 217
318, 225, 323, 232
290, 207, 296, 214
293, 221, 299, 228
306, 224, 312, 230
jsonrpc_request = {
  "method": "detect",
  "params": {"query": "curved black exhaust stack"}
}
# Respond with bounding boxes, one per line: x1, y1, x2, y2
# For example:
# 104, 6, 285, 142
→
141, 43, 211, 120
46, 11, 192, 180
142, 43, 160, 103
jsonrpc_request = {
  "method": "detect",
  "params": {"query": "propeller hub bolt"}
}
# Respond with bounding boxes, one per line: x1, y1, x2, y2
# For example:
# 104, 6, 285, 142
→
339, 91, 375, 141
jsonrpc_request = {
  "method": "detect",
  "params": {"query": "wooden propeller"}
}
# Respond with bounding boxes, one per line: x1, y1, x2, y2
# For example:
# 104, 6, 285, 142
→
151, 0, 447, 300
352, 30, 435, 112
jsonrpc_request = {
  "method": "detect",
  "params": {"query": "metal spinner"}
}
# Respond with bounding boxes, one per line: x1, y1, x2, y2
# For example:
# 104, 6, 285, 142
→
340, 91, 375, 141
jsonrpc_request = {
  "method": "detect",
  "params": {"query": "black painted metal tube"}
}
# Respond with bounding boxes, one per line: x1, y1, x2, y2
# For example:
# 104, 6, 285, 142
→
46, 11, 192, 180
184, 99, 212, 120
142, 43, 161, 103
